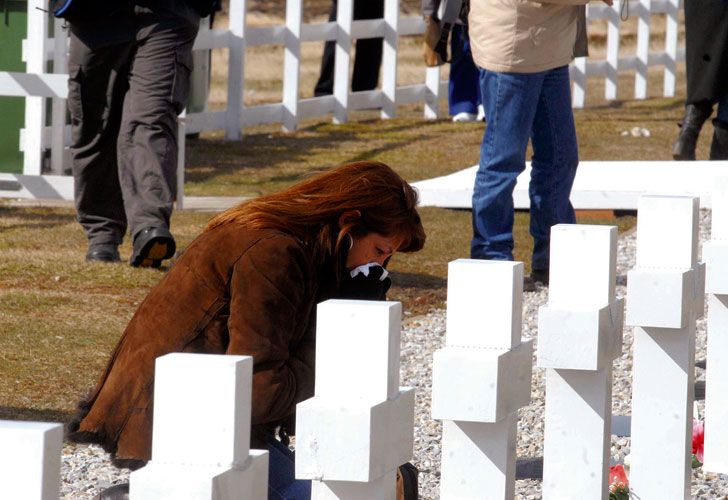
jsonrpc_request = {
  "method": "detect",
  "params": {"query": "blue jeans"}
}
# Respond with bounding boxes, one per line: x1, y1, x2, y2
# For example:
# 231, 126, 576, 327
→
716, 93, 728, 123
267, 438, 311, 500
471, 66, 578, 271
449, 25, 481, 116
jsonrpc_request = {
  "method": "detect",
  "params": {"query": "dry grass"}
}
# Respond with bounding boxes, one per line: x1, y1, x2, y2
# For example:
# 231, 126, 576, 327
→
6, 1, 708, 422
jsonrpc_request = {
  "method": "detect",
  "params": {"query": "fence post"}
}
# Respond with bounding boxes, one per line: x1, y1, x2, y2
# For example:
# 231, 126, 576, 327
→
381, 0, 399, 119
0, 421, 62, 500
296, 300, 415, 499
23, 0, 48, 175
432, 260, 533, 499
626, 195, 704, 499
130, 353, 268, 499
226, 0, 246, 140
333, 0, 354, 124
283, 0, 303, 132
537, 225, 623, 499
703, 177, 728, 473
50, 18, 68, 175
605, 2, 620, 101
634, 0, 651, 99
424, 66, 441, 119
663, 0, 680, 97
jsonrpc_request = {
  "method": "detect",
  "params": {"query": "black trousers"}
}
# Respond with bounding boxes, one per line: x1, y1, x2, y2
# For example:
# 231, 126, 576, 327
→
313, 0, 385, 96
68, 13, 199, 247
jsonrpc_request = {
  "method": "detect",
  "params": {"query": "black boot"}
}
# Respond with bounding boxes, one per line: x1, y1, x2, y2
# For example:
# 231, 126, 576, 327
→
710, 119, 728, 160
672, 102, 713, 160
94, 483, 129, 500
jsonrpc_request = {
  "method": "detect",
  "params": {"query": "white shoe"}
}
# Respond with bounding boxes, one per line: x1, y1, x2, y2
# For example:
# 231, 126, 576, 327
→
452, 111, 478, 122
476, 104, 485, 121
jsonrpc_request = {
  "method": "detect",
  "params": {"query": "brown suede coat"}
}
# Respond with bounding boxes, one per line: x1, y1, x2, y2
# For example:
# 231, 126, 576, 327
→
69, 225, 337, 464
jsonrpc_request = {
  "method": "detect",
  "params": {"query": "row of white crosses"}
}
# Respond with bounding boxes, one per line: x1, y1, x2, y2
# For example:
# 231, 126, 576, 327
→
428, 189, 728, 500
3, 184, 728, 499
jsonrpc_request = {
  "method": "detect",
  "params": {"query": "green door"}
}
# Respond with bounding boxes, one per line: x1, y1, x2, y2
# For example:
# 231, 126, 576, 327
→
0, 1, 28, 174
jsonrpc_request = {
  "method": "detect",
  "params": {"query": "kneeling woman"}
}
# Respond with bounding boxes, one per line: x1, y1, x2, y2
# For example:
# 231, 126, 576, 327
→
68, 161, 426, 499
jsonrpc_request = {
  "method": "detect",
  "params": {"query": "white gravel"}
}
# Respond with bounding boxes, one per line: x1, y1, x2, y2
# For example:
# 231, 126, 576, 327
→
61, 210, 728, 499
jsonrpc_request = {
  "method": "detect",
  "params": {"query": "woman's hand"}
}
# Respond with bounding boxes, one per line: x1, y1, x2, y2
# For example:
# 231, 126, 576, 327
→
339, 263, 392, 301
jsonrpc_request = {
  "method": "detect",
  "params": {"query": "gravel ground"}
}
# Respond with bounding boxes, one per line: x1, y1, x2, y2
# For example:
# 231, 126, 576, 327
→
61, 210, 728, 499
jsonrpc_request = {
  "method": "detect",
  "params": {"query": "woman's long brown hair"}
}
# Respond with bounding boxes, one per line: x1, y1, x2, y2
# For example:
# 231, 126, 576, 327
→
205, 161, 426, 269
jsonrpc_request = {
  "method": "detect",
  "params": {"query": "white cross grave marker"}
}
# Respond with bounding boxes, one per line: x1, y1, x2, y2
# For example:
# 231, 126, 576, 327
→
432, 260, 533, 499
538, 224, 623, 499
296, 300, 415, 500
130, 353, 268, 500
626, 195, 704, 499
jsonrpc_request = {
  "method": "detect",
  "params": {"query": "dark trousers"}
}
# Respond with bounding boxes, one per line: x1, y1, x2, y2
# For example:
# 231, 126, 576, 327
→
68, 20, 198, 247
448, 25, 481, 116
313, 0, 384, 96
267, 437, 311, 500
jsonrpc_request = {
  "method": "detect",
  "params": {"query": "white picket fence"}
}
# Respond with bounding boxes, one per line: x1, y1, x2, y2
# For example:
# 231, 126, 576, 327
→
0, 0, 685, 199
3, 180, 728, 499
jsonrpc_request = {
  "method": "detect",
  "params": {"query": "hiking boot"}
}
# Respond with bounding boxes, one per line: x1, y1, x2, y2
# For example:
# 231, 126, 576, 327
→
130, 227, 176, 268
710, 119, 728, 160
524, 268, 549, 292
672, 102, 713, 161
86, 243, 120, 263
94, 483, 129, 500
396, 462, 418, 500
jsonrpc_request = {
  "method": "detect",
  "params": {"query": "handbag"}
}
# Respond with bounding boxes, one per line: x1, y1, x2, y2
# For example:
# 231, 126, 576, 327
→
422, 0, 469, 67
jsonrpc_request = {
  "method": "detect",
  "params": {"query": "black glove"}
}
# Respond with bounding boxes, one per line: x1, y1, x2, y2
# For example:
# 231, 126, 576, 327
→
338, 264, 392, 301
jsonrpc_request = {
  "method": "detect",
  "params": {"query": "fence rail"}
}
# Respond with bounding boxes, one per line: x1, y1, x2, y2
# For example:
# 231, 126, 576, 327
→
0, 0, 685, 197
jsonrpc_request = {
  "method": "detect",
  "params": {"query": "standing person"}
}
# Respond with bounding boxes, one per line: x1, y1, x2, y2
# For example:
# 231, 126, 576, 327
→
67, 162, 425, 499
422, 0, 483, 122
672, 0, 728, 161
314, 0, 384, 96
65, 0, 201, 267
468, 0, 600, 291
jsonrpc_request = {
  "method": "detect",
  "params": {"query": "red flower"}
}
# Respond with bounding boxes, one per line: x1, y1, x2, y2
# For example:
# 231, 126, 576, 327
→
609, 464, 629, 489
693, 419, 704, 464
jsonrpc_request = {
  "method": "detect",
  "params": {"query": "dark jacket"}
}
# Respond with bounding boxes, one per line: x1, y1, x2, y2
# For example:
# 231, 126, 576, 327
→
685, 0, 728, 104
68, 225, 340, 465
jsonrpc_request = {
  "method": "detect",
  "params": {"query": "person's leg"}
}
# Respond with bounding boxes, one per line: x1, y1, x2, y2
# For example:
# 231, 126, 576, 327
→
351, 0, 384, 92
673, 100, 714, 160
471, 69, 544, 261
267, 437, 311, 500
118, 20, 198, 266
710, 93, 728, 160
314, 0, 337, 96
448, 25, 480, 117
528, 65, 579, 275
68, 34, 134, 261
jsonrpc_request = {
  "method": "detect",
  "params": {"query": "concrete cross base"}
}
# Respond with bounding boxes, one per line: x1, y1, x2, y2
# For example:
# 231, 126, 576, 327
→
296, 389, 415, 482
440, 416, 518, 499
130, 450, 268, 500
538, 300, 623, 371
431, 341, 533, 423
311, 470, 397, 500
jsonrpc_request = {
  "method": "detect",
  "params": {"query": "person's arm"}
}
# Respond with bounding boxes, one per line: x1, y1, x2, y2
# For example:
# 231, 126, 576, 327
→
225, 235, 315, 425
